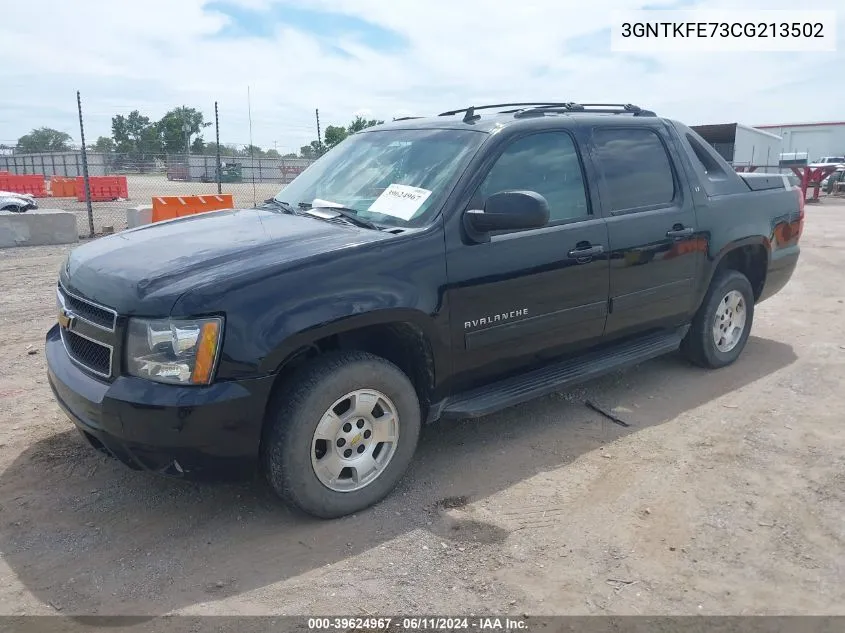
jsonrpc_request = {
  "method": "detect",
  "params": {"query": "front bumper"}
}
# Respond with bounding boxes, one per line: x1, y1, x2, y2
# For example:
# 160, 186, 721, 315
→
45, 324, 276, 478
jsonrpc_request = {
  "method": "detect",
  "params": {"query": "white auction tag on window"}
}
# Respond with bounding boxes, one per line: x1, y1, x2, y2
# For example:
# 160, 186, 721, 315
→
367, 184, 432, 221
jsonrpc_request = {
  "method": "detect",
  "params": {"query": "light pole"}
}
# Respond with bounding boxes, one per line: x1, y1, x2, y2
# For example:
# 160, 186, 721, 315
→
183, 122, 191, 158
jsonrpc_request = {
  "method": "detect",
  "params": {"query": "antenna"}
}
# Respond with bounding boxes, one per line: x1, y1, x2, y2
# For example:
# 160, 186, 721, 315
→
247, 86, 256, 206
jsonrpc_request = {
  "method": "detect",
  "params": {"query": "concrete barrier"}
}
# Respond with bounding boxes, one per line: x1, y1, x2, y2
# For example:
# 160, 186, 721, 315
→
152, 194, 234, 222
126, 205, 153, 229
0, 209, 79, 248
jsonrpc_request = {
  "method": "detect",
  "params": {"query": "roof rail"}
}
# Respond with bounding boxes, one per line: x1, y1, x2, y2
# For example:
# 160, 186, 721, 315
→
497, 102, 584, 114
438, 102, 657, 122
392, 116, 423, 121
513, 103, 656, 118
438, 102, 577, 116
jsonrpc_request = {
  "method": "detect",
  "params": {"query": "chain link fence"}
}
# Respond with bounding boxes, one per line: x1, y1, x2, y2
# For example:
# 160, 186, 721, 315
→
1, 96, 319, 238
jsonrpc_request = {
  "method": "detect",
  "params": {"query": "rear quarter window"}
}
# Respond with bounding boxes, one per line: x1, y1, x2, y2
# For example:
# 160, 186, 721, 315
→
670, 122, 750, 197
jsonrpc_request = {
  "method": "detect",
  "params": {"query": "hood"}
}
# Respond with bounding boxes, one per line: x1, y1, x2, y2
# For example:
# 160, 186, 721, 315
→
60, 207, 389, 315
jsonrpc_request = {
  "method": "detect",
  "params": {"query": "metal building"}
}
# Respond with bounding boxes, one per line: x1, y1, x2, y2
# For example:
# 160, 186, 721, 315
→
754, 122, 845, 163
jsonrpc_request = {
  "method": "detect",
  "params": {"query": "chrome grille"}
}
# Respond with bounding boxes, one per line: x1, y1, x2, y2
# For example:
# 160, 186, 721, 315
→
60, 328, 112, 378
57, 284, 118, 379
57, 284, 117, 331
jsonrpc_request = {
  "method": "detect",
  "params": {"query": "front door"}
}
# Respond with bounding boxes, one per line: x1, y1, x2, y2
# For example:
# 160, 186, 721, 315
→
444, 130, 611, 393
588, 126, 701, 337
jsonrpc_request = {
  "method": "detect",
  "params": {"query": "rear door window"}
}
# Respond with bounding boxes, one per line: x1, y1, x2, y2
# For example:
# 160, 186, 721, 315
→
591, 128, 676, 213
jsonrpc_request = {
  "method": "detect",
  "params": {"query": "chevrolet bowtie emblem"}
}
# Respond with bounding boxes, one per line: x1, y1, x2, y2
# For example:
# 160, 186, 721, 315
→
58, 308, 76, 329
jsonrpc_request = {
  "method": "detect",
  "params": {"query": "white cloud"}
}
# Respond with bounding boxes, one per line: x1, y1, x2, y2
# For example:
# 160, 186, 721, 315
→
0, 0, 842, 153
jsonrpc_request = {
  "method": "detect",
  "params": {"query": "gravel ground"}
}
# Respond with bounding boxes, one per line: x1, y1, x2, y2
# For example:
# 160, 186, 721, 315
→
0, 198, 844, 619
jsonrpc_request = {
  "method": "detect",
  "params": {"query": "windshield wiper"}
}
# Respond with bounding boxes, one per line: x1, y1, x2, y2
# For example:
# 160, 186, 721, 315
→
261, 198, 298, 214
298, 201, 382, 231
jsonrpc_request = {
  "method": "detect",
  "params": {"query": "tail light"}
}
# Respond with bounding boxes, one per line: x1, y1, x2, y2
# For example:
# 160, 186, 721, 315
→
794, 185, 805, 240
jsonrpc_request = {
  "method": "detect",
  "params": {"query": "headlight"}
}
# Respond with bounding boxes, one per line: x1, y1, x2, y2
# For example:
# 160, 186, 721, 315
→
125, 317, 223, 385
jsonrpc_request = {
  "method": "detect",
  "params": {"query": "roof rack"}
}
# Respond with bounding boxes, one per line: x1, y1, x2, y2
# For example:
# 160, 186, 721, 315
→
438, 102, 657, 122
438, 102, 579, 123
392, 116, 423, 121
439, 102, 581, 116
511, 103, 656, 118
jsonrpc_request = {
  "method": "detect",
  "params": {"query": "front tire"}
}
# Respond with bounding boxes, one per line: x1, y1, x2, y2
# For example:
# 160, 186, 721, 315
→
261, 351, 421, 519
681, 270, 755, 369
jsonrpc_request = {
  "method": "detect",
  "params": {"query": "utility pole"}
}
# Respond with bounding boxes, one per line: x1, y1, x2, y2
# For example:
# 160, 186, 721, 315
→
182, 105, 191, 161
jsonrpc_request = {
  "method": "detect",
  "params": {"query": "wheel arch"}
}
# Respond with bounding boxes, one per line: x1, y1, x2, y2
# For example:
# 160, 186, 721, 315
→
701, 237, 770, 306
261, 309, 444, 420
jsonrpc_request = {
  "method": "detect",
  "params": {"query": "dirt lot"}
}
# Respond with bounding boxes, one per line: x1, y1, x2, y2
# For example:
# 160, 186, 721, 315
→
50, 174, 284, 236
1, 199, 844, 618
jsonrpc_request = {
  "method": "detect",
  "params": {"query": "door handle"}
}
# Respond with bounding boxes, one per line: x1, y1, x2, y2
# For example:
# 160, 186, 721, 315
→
567, 244, 604, 259
666, 227, 694, 237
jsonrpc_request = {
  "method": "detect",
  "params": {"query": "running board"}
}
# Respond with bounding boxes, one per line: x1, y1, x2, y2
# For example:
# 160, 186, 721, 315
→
439, 327, 687, 420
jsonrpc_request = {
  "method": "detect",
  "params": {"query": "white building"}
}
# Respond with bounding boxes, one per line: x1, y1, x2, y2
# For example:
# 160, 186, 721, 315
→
691, 123, 783, 169
754, 121, 845, 163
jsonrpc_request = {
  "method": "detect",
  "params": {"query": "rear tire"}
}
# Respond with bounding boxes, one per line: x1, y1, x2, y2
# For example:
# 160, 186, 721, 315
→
261, 351, 421, 519
681, 270, 755, 369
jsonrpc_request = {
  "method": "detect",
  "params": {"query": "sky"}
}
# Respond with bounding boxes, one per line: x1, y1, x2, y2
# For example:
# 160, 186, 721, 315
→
0, 0, 842, 154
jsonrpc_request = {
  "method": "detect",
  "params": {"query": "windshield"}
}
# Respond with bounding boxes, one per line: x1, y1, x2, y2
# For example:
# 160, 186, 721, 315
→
274, 128, 487, 227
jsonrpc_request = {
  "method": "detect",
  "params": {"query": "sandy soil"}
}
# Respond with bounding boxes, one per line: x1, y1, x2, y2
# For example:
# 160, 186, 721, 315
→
0, 199, 844, 619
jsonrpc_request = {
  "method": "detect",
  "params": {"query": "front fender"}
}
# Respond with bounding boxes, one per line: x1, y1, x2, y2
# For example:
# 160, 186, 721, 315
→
188, 222, 450, 383
259, 305, 448, 376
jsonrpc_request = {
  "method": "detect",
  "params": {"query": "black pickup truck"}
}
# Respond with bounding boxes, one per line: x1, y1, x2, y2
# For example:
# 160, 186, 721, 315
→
46, 102, 803, 518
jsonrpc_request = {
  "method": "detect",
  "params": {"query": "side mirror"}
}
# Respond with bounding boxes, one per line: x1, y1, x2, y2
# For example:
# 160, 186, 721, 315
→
463, 191, 550, 240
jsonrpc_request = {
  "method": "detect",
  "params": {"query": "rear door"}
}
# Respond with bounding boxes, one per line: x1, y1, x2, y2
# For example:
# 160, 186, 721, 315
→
589, 126, 701, 337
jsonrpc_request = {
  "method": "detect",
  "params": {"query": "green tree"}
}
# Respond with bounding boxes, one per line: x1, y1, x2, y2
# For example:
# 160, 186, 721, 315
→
112, 110, 159, 162
299, 141, 321, 159
91, 136, 115, 153
17, 127, 73, 153
347, 116, 384, 134
281, 152, 298, 159
203, 142, 223, 156
157, 106, 211, 154
138, 126, 162, 159
265, 149, 281, 158
224, 144, 240, 156
240, 144, 265, 157
324, 124, 348, 149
